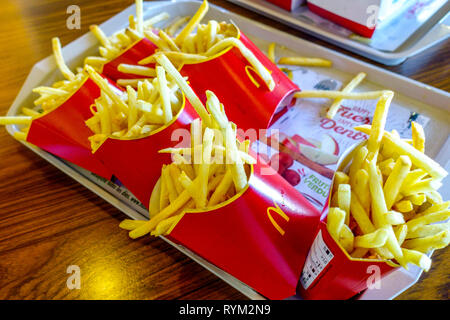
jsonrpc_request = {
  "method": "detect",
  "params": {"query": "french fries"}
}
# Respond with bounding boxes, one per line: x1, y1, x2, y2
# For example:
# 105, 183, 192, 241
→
278, 57, 332, 67
0, 36, 86, 140
85, 0, 169, 73
326, 72, 366, 119
326, 91, 449, 271
119, 1, 276, 91
120, 90, 255, 238
84, 64, 184, 150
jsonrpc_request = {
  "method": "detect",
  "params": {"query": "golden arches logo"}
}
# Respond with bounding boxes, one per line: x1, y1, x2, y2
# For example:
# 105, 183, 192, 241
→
267, 201, 289, 236
244, 65, 273, 89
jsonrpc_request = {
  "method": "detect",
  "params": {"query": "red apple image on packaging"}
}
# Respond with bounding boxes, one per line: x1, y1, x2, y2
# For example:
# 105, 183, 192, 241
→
92, 95, 198, 207
267, 133, 335, 179
166, 154, 321, 300
282, 169, 301, 186
179, 29, 299, 131
101, 37, 158, 81
26, 76, 115, 179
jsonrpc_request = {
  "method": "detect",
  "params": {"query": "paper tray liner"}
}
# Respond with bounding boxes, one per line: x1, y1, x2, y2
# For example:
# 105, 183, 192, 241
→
26, 77, 113, 179
180, 32, 299, 131
166, 158, 321, 300
93, 99, 198, 207
102, 38, 157, 81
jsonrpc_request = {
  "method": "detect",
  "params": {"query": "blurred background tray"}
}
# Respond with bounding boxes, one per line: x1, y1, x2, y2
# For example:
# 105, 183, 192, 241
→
4, 0, 450, 300
227, 0, 450, 65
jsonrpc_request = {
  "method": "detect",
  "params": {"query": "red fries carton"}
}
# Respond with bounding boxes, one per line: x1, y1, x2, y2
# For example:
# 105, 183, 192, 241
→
180, 32, 299, 131
267, 0, 305, 11
167, 154, 321, 300
26, 77, 113, 179
298, 220, 396, 299
307, 0, 380, 38
92, 96, 198, 207
298, 147, 397, 300
102, 38, 157, 81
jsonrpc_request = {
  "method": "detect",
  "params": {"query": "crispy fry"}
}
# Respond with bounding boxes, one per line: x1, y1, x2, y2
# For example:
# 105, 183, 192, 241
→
166, 16, 191, 36
294, 90, 386, 100
394, 224, 408, 246
149, 178, 162, 217
175, 0, 209, 46
52, 37, 75, 80
366, 91, 394, 159
350, 192, 375, 234
152, 213, 185, 236
406, 210, 450, 232
85, 65, 129, 114
401, 248, 431, 271
384, 155, 412, 209
327, 207, 346, 240
327, 72, 366, 119
267, 42, 276, 63
349, 145, 368, 186
135, 0, 144, 35
355, 126, 447, 180
339, 224, 354, 253
225, 123, 247, 192
403, 230, 450, 253
159, 30, 181, 52
117, 64, 156, 77
337, 184, 351, 225
353, 169, 370, 213
129, 190, 191, 239
143, 12, 170, 28
333, 171, 349, 193
155, 54, 211, 126
208, 169, 234, 206
278, 57, 332, 67
407, 222, 449, 240
367, 160, 405, 265
354, 229, 389, 248
411, 121, 425, 153
0, 116, 32, 125
393, 200, 413, 213
119, 219, 147, 230
385, 211, 405, 225
156, 66, 173, 123
197, 128, 215, 207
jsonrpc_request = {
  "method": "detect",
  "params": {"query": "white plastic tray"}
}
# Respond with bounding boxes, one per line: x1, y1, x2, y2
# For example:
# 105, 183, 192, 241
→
227, 0, 450, 66
5, 0, 450, 300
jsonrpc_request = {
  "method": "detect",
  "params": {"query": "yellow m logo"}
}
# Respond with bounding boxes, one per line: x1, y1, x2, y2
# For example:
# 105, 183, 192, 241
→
267, 202, 290, 236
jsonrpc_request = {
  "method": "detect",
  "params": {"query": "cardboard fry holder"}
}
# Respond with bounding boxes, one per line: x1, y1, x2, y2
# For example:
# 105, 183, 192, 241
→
102, 37, 157, 81
93, 95, 198, 207
26, 77, 115, 179
180, 31, 299, 131
298, 145, 397, 300
307, 0, 379, 38
166, 156, 321, 300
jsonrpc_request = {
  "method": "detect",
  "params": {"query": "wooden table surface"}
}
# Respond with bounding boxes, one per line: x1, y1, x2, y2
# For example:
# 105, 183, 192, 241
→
0, 0, 448, 300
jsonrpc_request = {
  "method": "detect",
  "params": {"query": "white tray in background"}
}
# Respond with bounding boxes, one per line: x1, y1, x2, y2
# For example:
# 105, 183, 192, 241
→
5, 0, 450, 300
227, 0, 450, 66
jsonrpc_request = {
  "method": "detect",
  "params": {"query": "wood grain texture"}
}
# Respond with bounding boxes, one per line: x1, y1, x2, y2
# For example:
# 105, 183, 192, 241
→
0, 0, 448, 300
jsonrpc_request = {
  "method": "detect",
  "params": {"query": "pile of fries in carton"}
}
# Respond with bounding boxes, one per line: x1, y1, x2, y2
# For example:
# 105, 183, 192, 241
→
0, 0, 448, 300
328, 91, 448, 267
